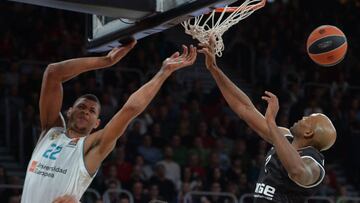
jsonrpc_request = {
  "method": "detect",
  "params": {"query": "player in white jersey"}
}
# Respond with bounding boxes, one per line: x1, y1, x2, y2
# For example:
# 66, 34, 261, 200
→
21, 40, 197, 203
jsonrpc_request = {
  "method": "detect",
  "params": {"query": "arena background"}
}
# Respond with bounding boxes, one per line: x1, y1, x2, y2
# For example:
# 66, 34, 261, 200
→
0, 0, 359, 202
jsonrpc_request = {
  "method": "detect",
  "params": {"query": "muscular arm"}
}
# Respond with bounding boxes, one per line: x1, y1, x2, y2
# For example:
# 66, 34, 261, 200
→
100, 69, 171, 152
207, 65, 272, 142
39, 42, 136, 134
199, 43, 278, 143
84, 45, 197, 175
263, 92, 321, 186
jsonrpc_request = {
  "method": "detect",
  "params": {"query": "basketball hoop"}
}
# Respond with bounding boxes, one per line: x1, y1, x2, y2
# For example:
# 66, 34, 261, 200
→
182, 0, 266, 57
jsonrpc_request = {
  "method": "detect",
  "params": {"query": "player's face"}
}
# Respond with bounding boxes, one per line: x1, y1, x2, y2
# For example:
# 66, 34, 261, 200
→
290, 115, 312, 137
68, 98, 100, 134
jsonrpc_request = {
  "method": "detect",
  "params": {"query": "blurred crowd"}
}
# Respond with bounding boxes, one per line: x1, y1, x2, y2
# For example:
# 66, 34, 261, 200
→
0, 0, 360, 202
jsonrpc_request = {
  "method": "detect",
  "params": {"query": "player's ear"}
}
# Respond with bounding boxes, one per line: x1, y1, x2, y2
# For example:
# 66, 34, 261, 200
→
304, 128, 314, 139
66, 107, 73, 119
94, 119, 101, 129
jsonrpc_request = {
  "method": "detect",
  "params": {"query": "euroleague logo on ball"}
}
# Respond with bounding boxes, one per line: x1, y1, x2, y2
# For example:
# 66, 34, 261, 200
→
317, 40, 333, 49
307, 25, 348, 67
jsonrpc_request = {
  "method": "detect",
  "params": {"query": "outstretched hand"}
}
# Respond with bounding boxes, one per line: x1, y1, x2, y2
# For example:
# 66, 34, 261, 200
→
262, 91, 279, 123
106, 39, 137, 66
161, 44, 197, 75
198, 36, 217, 69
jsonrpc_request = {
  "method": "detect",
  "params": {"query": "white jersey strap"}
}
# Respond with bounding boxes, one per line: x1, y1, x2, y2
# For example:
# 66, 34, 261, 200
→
288, 156, 325, 188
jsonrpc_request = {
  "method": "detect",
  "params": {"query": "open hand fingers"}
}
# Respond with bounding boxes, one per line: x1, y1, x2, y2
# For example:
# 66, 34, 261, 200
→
185, 45, 193, 60
189, 46, 197, 64
126, 39, 137, 48
198, 47, 212, 56
198, 42, 210, 49
170, 51, 180, 59
261, 96, 271, 102
180, 45, 189, 58
172, 45, 196, 65
114, 39, 137, 52
186, 45, 197, 62
262, 91, 278, 103
264, 91, 277, 98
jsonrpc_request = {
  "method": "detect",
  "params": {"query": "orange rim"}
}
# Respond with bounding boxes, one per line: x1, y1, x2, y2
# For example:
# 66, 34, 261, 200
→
214, 0, 266, 13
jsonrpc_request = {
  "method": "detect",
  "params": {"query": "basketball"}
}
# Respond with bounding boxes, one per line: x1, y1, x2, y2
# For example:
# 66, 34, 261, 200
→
306, 25, 347, 66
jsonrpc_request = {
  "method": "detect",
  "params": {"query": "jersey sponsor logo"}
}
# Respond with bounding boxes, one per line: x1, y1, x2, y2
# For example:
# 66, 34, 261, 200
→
67, 138, 80, 148
255, 183, 276, 200
28, 161, 68, 178
29, 161, 38, 172
50, 132, 61, 140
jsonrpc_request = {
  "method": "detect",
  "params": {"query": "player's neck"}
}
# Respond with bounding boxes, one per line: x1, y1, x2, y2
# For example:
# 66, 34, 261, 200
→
291, 138, 307, 150
66, 128, 87, 138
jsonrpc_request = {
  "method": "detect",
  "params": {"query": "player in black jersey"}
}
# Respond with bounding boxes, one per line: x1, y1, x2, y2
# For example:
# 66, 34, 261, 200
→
198, 38, 337, 203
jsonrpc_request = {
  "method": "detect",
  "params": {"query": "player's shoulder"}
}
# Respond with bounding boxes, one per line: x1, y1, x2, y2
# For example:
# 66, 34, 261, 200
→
35, 127, 66, 147
293, 148, 326, 188
278, 127, 293, 142
299, 146, 324, 163
48, 126, 65, 134
41, 127, 65, 139
279, 127, 291, 135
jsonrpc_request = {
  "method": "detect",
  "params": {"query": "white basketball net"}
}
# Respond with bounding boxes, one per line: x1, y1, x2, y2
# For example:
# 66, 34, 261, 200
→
182, 0, 265, 57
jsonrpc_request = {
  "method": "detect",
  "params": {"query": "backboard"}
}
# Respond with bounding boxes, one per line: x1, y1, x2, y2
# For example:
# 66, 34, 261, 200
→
9, 0, 237, 52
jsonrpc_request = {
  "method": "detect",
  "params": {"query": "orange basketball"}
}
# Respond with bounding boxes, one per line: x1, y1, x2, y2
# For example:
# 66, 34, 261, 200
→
306, 25, 347, 66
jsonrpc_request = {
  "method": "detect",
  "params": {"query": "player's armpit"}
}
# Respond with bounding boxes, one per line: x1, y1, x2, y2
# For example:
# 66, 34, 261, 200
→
234, 106, 291, 144
288, 156, 325, 188
240, 109, 290, 144
239, 106, 291, 145
82, 130, 104, 176
82, 107, 136, 176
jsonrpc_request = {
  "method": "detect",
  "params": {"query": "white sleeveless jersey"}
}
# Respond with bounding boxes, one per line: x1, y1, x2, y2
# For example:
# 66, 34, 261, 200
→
21, 127, 95, 203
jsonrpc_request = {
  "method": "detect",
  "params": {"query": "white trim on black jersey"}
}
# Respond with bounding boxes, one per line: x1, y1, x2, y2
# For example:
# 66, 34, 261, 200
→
284, 134, 293, 138
288, 155, 325, 188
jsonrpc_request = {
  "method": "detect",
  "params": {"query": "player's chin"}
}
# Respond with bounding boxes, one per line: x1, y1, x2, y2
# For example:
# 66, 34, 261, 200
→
74, 123, 90, 133
75, 118, 89, 127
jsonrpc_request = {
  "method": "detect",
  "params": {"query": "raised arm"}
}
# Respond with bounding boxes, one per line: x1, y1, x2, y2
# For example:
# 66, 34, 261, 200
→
198, 40, 283, 143
262, 91, 321, 186
39, 41, 136, 133
84, 45, 197, 175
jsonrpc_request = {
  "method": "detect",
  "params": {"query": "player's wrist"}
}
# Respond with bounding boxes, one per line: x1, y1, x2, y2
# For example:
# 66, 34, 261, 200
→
102, 55, 117, 67
266, 118, 277, 126
209, 63, 218, 70
158, 67, 172, 78
208, 63, 218, 72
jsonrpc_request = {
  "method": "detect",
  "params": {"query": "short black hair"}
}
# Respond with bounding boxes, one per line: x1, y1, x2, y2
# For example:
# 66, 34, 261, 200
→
74, 94, 101, 112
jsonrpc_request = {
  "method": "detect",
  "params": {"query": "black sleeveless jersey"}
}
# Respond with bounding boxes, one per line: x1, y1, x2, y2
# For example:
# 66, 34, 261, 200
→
253, 135, 325, 203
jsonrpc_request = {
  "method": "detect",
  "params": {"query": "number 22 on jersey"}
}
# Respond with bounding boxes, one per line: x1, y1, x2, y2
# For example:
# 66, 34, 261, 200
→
42, 143, 63, 160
